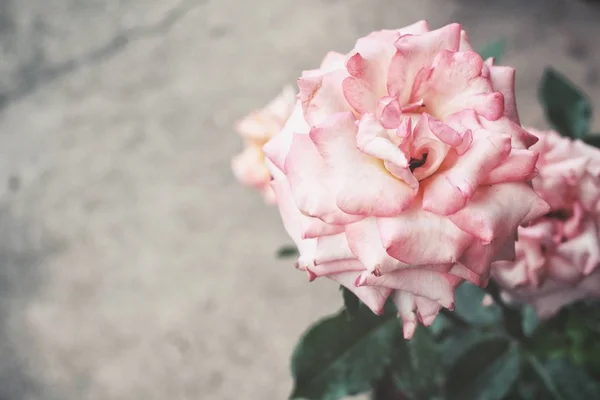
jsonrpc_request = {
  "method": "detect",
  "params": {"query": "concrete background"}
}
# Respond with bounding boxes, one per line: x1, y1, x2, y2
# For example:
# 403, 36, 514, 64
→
0, 0, 599, 399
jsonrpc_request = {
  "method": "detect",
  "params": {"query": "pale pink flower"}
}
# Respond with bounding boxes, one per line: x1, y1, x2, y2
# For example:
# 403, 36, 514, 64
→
493, 129, 600, 317
232, 86, 296, 203
265, 21, 548, 338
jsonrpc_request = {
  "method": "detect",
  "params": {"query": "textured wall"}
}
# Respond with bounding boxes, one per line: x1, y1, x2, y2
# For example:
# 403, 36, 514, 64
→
0, 0, 599, 399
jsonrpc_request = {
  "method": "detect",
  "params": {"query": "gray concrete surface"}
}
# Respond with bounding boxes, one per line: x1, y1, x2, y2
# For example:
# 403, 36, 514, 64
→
0, 0, 600, 399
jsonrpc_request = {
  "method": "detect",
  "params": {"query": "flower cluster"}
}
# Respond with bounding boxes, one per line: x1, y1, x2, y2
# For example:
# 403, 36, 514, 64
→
232, 86, 296, 203
261, 21, 548, 338
493, 129, 600, 317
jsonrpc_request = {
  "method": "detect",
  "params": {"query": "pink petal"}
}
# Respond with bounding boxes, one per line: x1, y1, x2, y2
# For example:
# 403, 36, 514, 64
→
310, 112, 416, 217
307, 259, 365, 278
377, 97, 403, 129
450, 263, 486, 286
489, 65, 520, 124
397, 20, 430, 35
236, 85, 296, 141
392, 291, 418, 339
425, 50, 504, 121
378, 207, 473, 265
346, 38, 397, 99
270, 179, 318, 269
271, 179, 344, 242
388, 23, 462, 104
493, 259, 530, 289
345, 218, 408, 274
531, 287, 590, 319
356, 114, 409, 168
298, 69, 351, 126
231, 145, 271, 189
342, 76, 378, 114
320, 51, 346, 69
409, 115, 453, 181
263, 101, 309, 172
483, 149, 539, 184
315, 233, 355, 264
356, 268, 461, 309
284, 133, 362, 224
480, 116, 539, 149
448, 183, 551, 243
545, 254, 582, 285
556, 219, 600, 276
422, 131, 513, 216
415, 296, 445, 326
331, 271, 392, 315
459, 30, 474, 51
426, 114, 463, 146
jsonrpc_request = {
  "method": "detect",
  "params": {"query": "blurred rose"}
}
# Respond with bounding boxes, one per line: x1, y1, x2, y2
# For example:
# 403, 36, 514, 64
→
232, 86, 296, 202
265, 21, 548, 339
494, 129, 600, 317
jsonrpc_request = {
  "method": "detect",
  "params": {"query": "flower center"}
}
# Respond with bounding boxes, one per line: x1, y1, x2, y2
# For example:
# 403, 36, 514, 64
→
409, 153, 428, 172
545, 210, 571, 221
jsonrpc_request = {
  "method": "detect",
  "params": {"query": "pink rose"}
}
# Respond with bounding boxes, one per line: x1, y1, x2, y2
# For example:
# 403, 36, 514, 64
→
232, 86, 296, 203
493, 129, 600, 318
265, 21, 548, 338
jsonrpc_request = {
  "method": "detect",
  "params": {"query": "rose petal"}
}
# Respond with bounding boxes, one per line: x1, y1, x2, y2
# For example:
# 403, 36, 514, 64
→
356, 268, 461, 309
388, 23, 462, 104
489, 65, 520, 124
310, 112, 416, 217
448, 183, 550, 243
345, 218, 408, 274
422, 130, 513, 215
298, 69, 351, 126
378, 206, 473, 265
285, 133, 362, 224
425, 50, 504, 121
331, 271, 392, 315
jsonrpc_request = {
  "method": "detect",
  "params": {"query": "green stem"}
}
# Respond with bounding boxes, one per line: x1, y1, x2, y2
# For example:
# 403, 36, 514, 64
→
485, 281, 526, 341
526, 354, 566, 400
440, 307, 469, 328
371, 370, 406, 400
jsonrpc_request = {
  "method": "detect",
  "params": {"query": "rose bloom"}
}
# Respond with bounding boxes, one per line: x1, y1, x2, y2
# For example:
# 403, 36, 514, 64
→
265, 21, 548, 338
232, 86, 296, 203
493, 129, 600, 318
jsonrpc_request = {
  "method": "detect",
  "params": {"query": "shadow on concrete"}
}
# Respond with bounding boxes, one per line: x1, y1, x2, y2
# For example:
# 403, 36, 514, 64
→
0, 204, 58, 400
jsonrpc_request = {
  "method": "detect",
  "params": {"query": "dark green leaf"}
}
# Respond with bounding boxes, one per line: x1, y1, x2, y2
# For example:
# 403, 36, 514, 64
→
478, 39, 507, 63
340, 287, 359, 318
454, 283, 501, 325
391, 326, 445, 399
446, 338, 521, 400
277, 245, 299, 258
429, 312, 453, 336
370, 370, 408, 400
439, 330, 505, 368
522, 305, 540, 337
290, 307, 403, 400
538, 68, 593, 139
583, 135, 600, 149
527, 356, 600, 400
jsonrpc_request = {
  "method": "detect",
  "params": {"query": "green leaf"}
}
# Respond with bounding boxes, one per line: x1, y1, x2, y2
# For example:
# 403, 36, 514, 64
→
445, 338, 521, 400
527, 356, 600, 400
583, 135, 600, 149
290, 306, 403, 400
392, 326, 445, 399
454, 283, 501, 325
538, 68, 593, 139
340, 287, 359, 318
277, 245, 299, 258
522, 305, 540, 337
478, 39, 507, 63
440, 330, 505, 369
